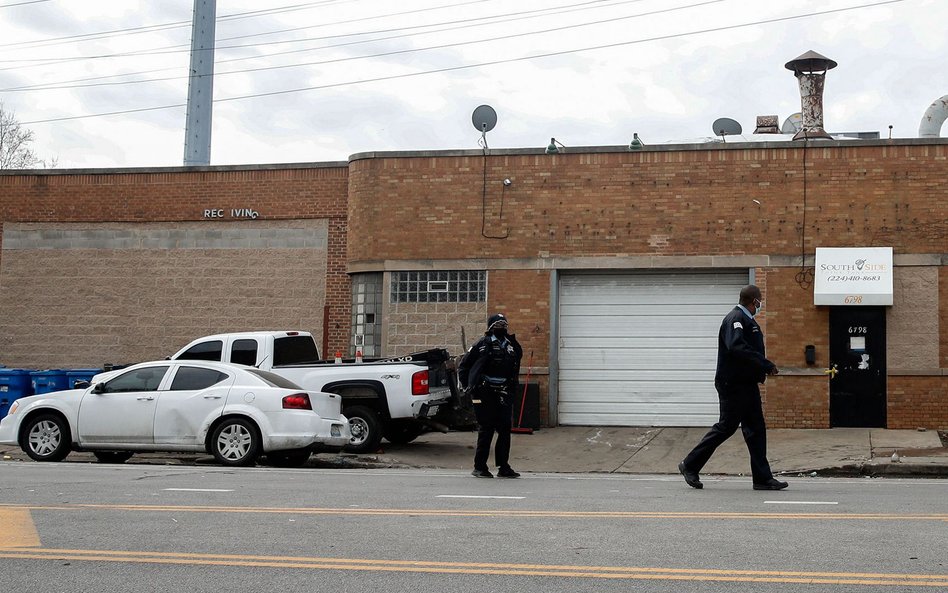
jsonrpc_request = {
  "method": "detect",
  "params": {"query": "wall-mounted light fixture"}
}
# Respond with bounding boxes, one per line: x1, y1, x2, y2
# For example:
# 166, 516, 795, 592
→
545, 138, 565, 154
804, 344, 816, 365
628, 133, 644, 150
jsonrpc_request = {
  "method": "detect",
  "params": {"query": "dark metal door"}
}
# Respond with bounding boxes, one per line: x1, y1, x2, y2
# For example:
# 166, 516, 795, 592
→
829, 307, 886, 427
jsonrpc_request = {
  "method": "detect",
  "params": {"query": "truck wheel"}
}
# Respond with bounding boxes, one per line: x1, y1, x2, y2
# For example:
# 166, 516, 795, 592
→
22, 414, 71, 462
211, 417, 261, 466
94, 451, 134, 464
384, 420, 423, 445
343, 405, 383, 453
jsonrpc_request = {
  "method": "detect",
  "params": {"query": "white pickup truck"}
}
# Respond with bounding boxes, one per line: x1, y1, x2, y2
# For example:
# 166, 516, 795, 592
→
169, 331, 462, 453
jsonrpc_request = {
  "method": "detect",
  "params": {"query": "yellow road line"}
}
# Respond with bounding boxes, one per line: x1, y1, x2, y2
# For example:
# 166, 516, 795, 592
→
0, 507, 41, 549
3, 503, 947, 522
3, 504, 945, 587
0, 548, 945, 587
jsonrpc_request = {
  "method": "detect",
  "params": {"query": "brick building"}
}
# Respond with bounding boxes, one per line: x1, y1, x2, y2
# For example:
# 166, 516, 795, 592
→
2, 138, 946, 429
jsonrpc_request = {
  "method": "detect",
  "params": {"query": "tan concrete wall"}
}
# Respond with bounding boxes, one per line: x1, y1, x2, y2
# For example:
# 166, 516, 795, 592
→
888, 266, 940, 371
0, 220, 327, 368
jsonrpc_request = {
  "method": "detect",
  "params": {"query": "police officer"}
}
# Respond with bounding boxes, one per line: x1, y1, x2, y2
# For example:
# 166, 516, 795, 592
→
458, 313, 523, 478
678, 285, 789, 491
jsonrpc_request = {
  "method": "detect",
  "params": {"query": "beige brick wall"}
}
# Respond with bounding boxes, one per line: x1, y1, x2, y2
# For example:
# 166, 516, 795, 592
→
385, 301, 487, 358
0, 220, 328, 368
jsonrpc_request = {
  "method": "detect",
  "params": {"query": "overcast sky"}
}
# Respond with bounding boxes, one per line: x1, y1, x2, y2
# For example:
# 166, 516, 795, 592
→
0, 0, 945, 169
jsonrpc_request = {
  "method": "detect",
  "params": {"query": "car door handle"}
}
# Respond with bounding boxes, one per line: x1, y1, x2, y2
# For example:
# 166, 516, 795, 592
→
203, 395, 222, 399
137, 396, 155, 401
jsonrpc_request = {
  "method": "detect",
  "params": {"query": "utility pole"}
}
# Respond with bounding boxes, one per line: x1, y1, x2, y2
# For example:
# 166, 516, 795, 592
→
183, 0, 216, 166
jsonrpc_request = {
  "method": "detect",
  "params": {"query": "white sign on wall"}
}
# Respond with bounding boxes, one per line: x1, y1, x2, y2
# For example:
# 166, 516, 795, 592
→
814, 247, 893, 306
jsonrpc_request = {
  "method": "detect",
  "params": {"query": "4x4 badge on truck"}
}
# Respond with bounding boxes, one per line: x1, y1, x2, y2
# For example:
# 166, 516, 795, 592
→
381, 375, 400, 380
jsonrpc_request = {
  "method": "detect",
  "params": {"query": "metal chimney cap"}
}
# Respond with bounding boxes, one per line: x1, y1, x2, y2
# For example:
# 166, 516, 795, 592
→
785, 50, 837, 73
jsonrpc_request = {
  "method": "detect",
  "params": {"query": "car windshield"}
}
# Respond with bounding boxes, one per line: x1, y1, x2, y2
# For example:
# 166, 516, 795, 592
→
246, 368, 303, 389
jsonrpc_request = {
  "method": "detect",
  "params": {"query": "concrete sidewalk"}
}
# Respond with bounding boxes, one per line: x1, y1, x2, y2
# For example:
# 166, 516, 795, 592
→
345, 427, 948, 478
2, 427, 946, 477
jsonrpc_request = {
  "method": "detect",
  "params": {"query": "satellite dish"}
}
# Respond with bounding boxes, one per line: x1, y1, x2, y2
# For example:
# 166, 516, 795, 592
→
712, 117, 742, 137
471, 105, 497, 133
782, 112, 803, 134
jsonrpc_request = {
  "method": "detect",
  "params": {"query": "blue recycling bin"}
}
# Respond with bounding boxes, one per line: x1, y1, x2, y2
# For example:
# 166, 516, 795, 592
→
66, 369, 100, 389
0, 369, 34, 420
30, 369, 70, 395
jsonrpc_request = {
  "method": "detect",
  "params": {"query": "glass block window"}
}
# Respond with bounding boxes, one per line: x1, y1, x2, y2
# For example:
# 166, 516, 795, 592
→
351, 272, 383, 357
391, 270, 487, 303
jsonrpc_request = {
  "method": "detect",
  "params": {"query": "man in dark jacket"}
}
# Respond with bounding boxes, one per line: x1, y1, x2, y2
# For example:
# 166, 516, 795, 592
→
458, 313, 523, 478
678, 285, 789, 491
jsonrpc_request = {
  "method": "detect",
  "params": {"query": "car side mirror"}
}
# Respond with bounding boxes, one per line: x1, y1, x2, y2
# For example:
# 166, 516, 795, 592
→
91, 383, 106, 394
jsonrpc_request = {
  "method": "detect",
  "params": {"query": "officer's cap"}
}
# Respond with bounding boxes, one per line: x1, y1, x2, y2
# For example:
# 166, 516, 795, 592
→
487, 313, 507, 330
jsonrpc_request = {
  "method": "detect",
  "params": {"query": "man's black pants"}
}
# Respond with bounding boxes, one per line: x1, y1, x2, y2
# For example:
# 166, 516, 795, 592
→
682, 382, 774, 483
472, 386, 512, 471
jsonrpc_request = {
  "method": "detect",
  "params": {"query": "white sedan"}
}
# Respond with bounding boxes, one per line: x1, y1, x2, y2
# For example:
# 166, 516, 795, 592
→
0, 360, 350, 467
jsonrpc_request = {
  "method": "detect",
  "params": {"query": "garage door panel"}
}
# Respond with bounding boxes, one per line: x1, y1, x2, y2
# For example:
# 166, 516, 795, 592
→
557, 348, 718, 369
560, 401, 720, 415
560, 317, 723, 336
560, 368, 714, 388
553, 412, 717, 427
560, 300, 736, 315
562, 336, 714, 349
557, 271, 747, 427
557, 383, 717, 403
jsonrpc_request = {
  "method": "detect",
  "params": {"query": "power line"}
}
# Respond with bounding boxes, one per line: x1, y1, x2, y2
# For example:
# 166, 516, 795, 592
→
0, 0, 475, 50
0, 0, 625, 68
20, 0, 907, 125
0, 0, 629, 74
3, 0, 697, 92
0, 0, 359, 50
0, 0, 52, 7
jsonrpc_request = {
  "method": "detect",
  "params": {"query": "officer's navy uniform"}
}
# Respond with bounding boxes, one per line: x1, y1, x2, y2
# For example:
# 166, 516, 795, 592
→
682, 305, 778, 484
458, 314, 523, 475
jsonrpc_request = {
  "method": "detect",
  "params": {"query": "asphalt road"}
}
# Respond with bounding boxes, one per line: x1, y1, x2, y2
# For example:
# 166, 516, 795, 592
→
1, 463, 946, 592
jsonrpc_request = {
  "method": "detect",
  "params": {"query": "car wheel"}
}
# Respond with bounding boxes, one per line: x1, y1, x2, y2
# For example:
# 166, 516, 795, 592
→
22, 414, 71, 462
342, 405, 383, 453
266, 448, 311, 468
211, 418, 261, 466
93, 451, 134, 464
383, 420, 423, 445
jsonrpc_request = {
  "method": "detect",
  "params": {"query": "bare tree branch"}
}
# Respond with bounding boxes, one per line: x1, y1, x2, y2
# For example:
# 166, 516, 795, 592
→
1, 102, 49, 169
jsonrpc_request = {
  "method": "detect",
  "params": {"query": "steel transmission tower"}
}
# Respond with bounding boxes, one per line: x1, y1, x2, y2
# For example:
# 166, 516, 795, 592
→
183, 0, 217, 166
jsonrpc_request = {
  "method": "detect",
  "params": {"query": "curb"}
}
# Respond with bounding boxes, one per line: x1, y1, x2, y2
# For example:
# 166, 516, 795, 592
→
781, 462, 948, 479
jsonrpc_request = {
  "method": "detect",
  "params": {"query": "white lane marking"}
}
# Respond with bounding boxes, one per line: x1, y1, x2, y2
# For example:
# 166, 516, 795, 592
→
764, 501, 838, 505
163, 488, 234, 492
436, 495, 525, 500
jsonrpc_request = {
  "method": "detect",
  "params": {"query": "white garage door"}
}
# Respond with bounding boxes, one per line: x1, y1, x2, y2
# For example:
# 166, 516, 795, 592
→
557, 271, 749, 426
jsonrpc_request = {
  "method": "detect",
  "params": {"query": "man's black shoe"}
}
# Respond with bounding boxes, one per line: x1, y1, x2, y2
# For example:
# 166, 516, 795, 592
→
497, 467, 521, 479
678, 461, 703, 489
753, 478, 789, 490
471, 468, 493, 478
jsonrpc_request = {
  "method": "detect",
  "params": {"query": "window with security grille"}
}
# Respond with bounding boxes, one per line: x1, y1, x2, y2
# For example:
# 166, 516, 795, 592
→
391, 270, 487, 303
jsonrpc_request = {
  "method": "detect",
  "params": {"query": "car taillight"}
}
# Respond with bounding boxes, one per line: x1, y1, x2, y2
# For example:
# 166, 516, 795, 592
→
411, 370, 429, 396
282, 393, 312, 410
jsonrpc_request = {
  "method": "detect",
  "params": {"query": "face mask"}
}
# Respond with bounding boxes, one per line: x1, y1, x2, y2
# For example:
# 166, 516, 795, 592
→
753, 299, 763, 317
